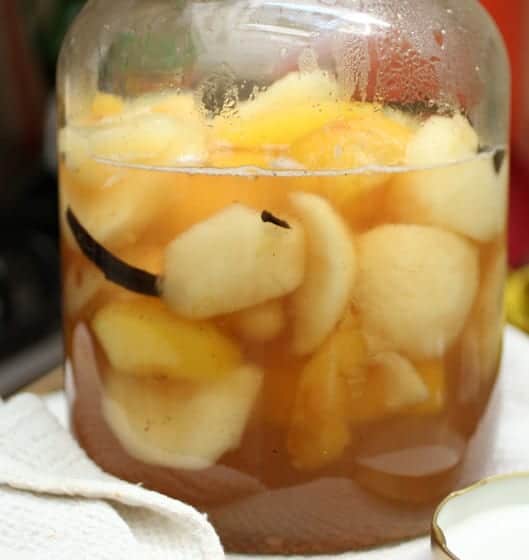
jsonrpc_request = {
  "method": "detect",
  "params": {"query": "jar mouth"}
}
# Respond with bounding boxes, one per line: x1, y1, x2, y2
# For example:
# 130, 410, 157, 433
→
432, 471, 529, 560
93, 145, 506, 177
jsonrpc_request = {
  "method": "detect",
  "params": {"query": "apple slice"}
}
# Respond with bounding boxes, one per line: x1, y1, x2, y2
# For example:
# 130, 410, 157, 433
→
162, 204, 305, 319
356, 224, 479, 360
103, 364, 263, 470
290, 192, 356, 355
232, 300, 286, 342
385, 114, 507, 242
370, 352, 429, 412
92, 299, 241, 381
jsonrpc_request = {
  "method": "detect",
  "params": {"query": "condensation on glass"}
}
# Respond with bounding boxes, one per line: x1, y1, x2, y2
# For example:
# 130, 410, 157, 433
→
57, 0, 510, 554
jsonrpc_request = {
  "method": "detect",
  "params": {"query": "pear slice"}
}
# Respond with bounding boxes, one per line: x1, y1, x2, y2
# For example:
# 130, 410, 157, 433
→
92, 299, 241, 382
290, 193, 356, 355
370, 352, 429, 412
232, 300, 286, 342
386, 114, 507, 242
356, 224, 479, 360
103, 364, 263, 470
162, 204, 305, 319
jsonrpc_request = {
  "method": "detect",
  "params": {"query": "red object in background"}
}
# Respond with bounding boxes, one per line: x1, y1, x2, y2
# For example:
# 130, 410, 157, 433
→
480, 0, 529, 267
510, 159, 529, 266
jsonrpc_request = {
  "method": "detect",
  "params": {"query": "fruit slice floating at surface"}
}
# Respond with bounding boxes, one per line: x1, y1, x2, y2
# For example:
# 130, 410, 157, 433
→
91, 92, 125, 120
232, 300, 286, 342
163, 203, 305, 319
103, 364, 263, 470
212, 71, 345, 149
385, 114, 507, 242
405, 114, 479, 165
208, 149, 278, 170
287, 335, 352, 471
290, 192, 356, 355
129, 91, 204, 123
92, 299, 241, 382
289, 107, 412, 228
60, 163, 171, 248
289, 104, 411, 174
356, 224, 479, 360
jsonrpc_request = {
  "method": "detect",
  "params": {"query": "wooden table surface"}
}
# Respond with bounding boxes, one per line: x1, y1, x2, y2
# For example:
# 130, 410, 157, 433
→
24, 368, 64, 395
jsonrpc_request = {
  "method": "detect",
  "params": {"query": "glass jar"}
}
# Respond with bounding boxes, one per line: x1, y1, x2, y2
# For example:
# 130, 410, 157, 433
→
57, 0, 510, 554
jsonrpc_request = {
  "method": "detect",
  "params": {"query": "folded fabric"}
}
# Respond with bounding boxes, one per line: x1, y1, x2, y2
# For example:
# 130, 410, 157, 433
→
0, 394, 223, 560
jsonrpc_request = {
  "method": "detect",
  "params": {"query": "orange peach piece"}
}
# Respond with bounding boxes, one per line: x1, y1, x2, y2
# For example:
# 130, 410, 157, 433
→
211, 71, 343, 149
287, 336, 352, 470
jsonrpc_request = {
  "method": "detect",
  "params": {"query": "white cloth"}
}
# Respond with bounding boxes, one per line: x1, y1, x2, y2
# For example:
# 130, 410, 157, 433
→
0, 395, 223, 560
1, 326, 528, 560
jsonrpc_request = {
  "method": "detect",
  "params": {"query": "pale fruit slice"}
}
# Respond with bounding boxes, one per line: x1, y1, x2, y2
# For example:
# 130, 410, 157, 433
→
370, 353, 429, 412
232, 300, 286, 342
480, 248, 506, 381
89, 113, 208, 165
212, 71, 343, 148
162, 204, 305, 319
386, 114, 506, 242
290, 193, 356, 355
406, 114, 479, 165
349, 353, 431, 424
382, 106, 422, 132
287, 335, 352, 470
151, 93, 199, 117
92, 299, 241, 381
60, 107, 208, 169
411, 360, 446, 414
460, 246, 506, 383
91, 92, 125, 120
103, 364, 263, 469
60, 163, 169, 248
356, 225, 479, 360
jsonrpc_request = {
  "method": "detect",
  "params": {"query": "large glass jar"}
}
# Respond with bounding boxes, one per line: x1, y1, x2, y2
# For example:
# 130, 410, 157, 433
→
57, 0, 510, 554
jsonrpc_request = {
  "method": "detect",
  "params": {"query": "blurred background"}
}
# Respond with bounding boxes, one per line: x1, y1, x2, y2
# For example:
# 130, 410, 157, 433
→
0, 0, 527, 395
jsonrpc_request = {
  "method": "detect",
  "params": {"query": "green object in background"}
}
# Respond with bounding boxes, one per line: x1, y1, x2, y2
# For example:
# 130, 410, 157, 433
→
99, 27, 196, 94
506, 267, 529, 334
